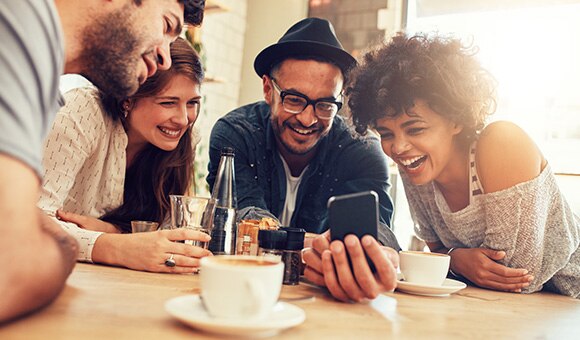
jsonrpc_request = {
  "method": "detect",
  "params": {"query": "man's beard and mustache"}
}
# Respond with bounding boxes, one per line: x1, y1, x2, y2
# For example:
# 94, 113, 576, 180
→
271, 115, 326, 156
79, 9, 142, 98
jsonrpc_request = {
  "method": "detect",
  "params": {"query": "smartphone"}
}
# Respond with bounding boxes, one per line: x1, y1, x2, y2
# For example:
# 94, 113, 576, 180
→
328, 190, 379, 272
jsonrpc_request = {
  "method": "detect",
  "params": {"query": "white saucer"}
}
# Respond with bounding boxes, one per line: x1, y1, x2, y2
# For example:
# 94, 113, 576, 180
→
165, 295, 305, 337
395, 273, 467, 297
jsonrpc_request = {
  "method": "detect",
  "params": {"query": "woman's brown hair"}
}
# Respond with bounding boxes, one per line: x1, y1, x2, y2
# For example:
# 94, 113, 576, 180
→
100, 37, 204, 233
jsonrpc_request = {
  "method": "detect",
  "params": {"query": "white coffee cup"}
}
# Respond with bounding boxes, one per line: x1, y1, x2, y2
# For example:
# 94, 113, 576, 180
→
200, 255, 284, 320
399, 251, 450, 286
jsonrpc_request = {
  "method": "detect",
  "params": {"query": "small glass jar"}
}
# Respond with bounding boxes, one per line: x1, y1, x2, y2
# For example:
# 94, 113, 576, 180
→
258, 229, 287, 262
280, 227, 305, 285
236, 219, 261, 255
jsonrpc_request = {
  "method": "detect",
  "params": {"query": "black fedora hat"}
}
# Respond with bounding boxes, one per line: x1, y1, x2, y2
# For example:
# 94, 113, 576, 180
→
254, 17, 357, 77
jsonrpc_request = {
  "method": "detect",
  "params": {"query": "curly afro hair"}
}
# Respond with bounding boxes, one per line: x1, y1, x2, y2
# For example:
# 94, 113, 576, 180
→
346, 32, 496, 143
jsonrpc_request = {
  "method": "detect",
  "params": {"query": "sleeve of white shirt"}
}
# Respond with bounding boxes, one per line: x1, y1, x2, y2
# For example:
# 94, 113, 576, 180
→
38, 87, 105, 262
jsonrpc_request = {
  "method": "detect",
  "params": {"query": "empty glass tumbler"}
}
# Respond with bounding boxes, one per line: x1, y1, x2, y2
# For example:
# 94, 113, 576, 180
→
169, 195, 214, 249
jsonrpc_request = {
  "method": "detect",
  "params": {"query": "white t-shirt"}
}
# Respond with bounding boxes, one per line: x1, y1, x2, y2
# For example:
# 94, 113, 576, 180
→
278, 155, 308, 226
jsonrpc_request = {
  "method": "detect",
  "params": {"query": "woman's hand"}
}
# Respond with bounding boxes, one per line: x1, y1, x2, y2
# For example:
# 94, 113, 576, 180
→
450, 248, 534, 292
91, 228, 212, 273
57, 210, 120, 233
303, 231, 398, 302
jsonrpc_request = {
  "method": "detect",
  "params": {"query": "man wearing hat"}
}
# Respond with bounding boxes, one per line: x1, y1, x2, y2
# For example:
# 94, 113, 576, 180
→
207, 18, 400, 301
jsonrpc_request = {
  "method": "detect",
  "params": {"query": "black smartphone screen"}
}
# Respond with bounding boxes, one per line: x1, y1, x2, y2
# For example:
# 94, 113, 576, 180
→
328, 190, 379, 272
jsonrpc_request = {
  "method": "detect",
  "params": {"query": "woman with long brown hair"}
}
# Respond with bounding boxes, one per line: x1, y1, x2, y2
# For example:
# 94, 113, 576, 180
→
39, 38, 211, 273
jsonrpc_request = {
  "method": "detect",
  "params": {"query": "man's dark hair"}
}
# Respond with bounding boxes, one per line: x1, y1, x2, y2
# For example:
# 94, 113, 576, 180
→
181, 0, 205, 26
133, 0, 205, 26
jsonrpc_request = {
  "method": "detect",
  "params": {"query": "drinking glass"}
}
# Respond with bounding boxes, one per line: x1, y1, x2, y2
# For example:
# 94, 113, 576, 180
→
169, 195, 215, 249
131, 220, 159, 233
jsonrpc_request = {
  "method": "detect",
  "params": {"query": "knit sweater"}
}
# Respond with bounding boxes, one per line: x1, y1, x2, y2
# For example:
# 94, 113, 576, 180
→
402, 164, 580, 297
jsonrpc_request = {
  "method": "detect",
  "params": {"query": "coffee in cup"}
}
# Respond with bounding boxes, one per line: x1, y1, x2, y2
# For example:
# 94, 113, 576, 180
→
399, 251, 450, 286
200, 255, 284, 319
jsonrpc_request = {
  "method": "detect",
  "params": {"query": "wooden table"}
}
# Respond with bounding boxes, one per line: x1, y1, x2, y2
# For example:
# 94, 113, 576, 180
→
1, 263, 579, 339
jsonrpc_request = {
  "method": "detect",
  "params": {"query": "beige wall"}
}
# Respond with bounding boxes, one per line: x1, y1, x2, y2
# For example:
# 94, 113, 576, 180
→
194, 0, 249, 195
238, 0, 309, 105
194, 0, 308, 195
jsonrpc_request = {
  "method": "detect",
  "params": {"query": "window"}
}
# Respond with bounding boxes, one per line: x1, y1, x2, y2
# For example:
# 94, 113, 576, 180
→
406, 1, 580, 175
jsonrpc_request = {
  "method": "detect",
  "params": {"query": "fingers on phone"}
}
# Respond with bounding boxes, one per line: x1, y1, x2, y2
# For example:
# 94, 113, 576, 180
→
321, 250, 351, 302
331, 240, 370, 302
302, 248, 323, 274
303, 266, 325, 286
342, 236, 378, 297
361, 237, 397, 293
312, 234, 331, 256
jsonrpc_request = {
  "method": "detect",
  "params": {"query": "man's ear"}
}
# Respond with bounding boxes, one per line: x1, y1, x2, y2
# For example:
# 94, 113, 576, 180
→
262, 75, 273, 105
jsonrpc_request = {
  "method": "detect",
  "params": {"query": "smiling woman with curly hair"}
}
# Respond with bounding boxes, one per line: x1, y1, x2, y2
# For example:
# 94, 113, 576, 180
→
346, 32, 580, 297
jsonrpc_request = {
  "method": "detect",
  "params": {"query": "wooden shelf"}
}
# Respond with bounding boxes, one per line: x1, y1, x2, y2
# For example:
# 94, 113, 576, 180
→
204, 74, 225, 84
206, 0, 230, 13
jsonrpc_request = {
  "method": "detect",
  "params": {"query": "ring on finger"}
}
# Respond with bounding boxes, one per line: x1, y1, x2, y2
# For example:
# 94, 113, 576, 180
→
164, 254, 176, 267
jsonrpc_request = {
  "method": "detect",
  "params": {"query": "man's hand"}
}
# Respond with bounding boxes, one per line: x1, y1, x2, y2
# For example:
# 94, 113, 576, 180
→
450, 248, 533, 292
57, 210, 120, 233
303, 231, 398, 302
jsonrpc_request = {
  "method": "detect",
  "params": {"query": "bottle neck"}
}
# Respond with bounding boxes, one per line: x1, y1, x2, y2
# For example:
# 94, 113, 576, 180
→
212, 155, 237, 208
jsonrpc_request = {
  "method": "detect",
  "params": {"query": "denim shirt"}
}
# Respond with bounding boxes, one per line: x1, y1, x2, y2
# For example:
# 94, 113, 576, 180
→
207, 101, 400, 249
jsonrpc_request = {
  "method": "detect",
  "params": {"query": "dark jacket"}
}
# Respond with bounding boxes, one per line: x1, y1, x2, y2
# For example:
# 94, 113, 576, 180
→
207, 101, 400, 249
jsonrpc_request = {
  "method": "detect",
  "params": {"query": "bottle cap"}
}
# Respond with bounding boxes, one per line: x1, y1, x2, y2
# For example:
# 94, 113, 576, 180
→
258, 229, 287, 249
220, 147, 235, 156
281, 227, 305, 250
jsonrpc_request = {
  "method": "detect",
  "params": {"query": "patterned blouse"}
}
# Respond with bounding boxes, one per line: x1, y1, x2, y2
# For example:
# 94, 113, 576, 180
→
38, 86, 126, 262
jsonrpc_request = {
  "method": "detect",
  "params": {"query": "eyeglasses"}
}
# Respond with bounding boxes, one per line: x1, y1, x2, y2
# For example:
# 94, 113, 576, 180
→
270, 78, 342, 120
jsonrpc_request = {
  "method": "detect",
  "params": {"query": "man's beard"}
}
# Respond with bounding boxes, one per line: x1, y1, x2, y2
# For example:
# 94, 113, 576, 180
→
79, 8, 141, 98
271, 116, 323, 156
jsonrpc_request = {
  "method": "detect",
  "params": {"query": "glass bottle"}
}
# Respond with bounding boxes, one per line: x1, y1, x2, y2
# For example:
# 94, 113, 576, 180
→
208, 147, 237, 255
258, 229, 287, 262
281, 227, 305, 285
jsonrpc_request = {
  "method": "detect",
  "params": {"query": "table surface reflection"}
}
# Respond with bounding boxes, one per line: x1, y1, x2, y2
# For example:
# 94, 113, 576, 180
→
1, 263, 579, 339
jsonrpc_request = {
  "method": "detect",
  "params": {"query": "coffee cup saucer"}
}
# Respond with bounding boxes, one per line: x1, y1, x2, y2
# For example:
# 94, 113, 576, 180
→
395, 273, 467, 297
165, 294, 306, 337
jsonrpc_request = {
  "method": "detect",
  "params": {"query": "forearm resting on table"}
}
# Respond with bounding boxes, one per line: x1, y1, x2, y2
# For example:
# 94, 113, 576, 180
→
90, 233, 128, 266
0, 157, 78, 322
0, 211, 79, 323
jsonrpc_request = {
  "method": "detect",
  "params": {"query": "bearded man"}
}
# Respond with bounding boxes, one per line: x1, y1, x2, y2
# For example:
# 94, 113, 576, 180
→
207, 18, 401, 302
0, 0, 204, 322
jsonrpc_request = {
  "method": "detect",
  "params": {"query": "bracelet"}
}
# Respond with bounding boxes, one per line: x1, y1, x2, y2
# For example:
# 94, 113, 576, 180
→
446, 248, 460, 277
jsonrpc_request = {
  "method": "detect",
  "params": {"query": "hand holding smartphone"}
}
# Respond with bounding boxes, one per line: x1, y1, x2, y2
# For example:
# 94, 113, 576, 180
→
328, 190, 379, 272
